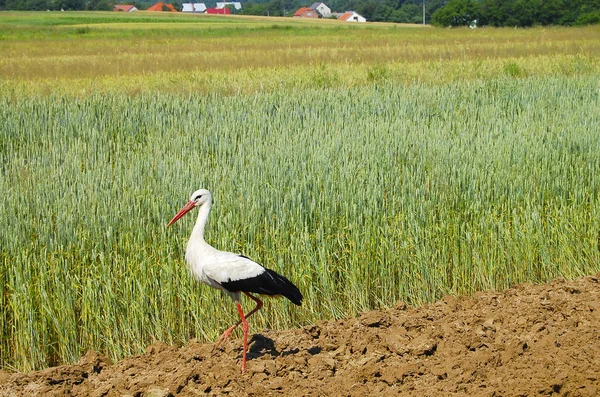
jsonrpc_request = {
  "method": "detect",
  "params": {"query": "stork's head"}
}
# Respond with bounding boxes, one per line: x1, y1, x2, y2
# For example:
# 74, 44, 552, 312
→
167, 189, 212, 227
190, 189, 212, 206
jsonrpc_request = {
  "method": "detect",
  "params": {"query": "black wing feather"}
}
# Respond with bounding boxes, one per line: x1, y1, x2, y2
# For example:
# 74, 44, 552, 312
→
221, 268, 303, 306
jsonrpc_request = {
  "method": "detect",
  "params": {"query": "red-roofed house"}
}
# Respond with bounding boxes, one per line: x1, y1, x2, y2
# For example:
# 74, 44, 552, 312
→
206, 7, 230, 14
114, 4, 137, 11
147, 2, 178, 11
338, 11, 366, 22
293, 7, 318, 18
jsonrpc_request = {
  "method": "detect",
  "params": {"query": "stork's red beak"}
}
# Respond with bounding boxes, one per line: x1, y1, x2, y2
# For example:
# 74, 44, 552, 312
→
167, 200, 196, 227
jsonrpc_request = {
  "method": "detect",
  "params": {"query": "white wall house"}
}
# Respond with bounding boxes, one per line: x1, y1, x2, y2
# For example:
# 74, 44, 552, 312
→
338, 11, 366, 22
181, 2, 207, 12
309, 2, 331, 17
216, 1, 242, 10
114, 4, 137, 11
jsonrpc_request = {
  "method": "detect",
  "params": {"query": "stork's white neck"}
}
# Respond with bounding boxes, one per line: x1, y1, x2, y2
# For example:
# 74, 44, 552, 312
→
189, 200, 211, 245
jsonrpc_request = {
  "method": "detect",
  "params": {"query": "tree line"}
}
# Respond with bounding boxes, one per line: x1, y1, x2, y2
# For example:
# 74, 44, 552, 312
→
0, 0, 111, 10
237, 0, 599, 25
1, 0, 599, 27
431, 0, 600, 27
238, 0, 444, 22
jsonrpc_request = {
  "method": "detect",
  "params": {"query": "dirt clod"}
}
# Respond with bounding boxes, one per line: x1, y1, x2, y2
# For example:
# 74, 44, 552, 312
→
2, 273, 599, 396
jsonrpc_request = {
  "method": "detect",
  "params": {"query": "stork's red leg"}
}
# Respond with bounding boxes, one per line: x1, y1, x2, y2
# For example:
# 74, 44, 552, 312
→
243, 292, 264, 318
215, 324, 238, 348
213, 294, 264, 373
215, 293, 263, 347
235, 301, 249, 373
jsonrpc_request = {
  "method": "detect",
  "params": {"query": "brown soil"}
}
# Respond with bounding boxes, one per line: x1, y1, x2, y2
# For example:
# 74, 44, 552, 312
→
2, 274, 599, 397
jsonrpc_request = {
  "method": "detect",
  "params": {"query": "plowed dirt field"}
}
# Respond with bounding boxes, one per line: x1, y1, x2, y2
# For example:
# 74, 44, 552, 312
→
2, 273, 599, 396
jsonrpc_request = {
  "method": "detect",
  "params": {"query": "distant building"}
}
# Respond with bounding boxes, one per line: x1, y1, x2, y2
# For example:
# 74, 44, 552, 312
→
293, 6, 319, 18
113, 4, 137, 11
206, 7, 230, 14
310, 2, 330, 17
216, 2, 242, 10
338, 11, 366, 22
147, 2, 178, 11
181, 2, 207, 12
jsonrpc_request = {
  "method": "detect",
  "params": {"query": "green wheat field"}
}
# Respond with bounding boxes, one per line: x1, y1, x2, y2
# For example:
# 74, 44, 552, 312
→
1, 12, 600, 371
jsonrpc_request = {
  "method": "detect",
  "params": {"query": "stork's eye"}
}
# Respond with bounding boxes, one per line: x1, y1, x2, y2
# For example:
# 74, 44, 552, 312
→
195, 194, 203, 201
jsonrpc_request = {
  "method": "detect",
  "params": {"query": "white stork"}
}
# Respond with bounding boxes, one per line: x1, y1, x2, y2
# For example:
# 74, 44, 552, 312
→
167, 189, 303, 373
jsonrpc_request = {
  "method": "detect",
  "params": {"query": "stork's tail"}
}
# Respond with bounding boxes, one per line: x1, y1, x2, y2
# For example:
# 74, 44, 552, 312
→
264, 268, 303, 305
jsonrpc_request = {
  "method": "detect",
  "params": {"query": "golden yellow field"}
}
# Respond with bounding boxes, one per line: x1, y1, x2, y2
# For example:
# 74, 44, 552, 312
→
1, 12, 599, 95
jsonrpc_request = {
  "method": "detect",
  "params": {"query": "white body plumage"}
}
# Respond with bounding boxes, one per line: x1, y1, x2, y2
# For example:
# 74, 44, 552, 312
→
169, 189, 302, 305
167, 188, 303, 373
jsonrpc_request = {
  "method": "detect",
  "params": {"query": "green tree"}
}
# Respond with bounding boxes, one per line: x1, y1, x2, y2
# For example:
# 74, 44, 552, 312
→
576, 10, 600, 25
479, 0, 504, 26
356, 0, 378, 20
87, 0, 112, 10
5, 0, 47, 9
538, 0, 565, 25
372, 4, 394, 21
508, 0, 537, 26
390, 3, 421, 23
431, 0, 480, 26
239, 1, 266, 15
63, 0, 84, 9
265, 0, 284, 16
27, 0, 48, 9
